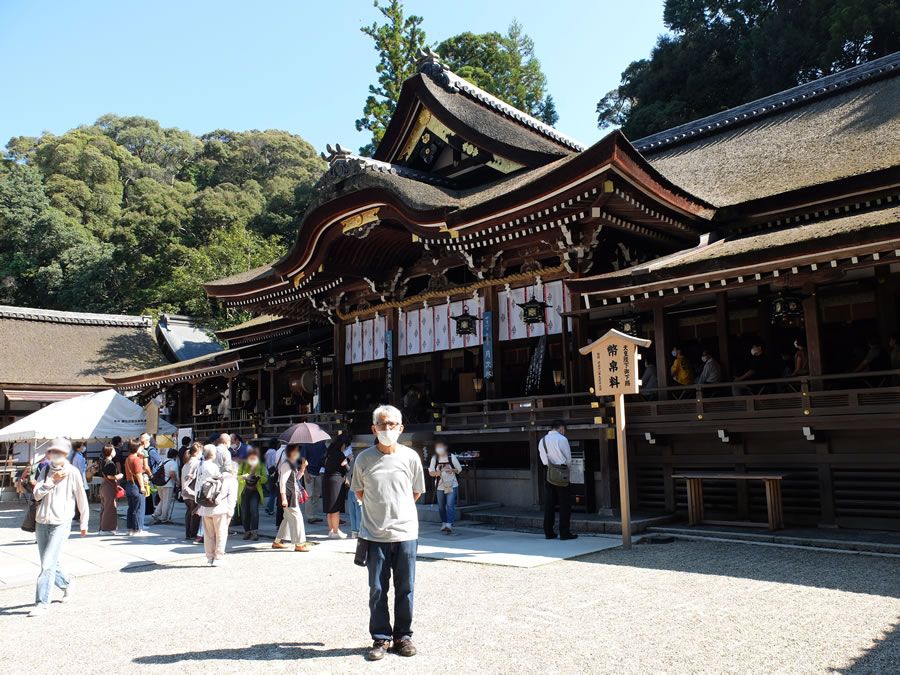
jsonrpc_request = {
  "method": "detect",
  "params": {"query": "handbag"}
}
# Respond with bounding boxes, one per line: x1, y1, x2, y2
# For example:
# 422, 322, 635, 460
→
115, 485, 125, 499
21, 465, 49, 532
542, 438, 570, 487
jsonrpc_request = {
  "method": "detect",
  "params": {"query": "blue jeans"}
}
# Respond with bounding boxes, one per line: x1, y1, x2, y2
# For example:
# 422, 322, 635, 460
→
436, 486, 458, 525
125, 483, 145, 531
367, 540, 417, 641
35, 522, 71, 606
346, 492, 361, 533
265, 474, 278, 513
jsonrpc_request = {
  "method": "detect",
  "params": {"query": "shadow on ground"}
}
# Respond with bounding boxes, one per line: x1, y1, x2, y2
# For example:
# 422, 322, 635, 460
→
834, 621, 900, 673
570, 539, 900, 598
132, 642, 362, 663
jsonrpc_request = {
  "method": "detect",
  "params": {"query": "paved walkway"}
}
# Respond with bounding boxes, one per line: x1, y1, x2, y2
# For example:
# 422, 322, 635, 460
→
0, 499, 622, 586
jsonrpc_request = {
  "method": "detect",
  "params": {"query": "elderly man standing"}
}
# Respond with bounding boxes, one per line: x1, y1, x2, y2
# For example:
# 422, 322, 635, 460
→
351, 404, 425, 661
30, 438, 89, 617
214, 433, 231, 471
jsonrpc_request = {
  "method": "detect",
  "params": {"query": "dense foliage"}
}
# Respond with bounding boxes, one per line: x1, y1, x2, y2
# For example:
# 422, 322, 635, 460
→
597, 0, 900, 139
0, 116, 325, 327
357, 1, 558, 154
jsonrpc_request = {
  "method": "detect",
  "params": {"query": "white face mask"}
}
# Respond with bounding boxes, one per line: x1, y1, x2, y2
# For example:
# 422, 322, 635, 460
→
701, 355, 709, 363
49, 454, 66, 467
435, 446, 447, 455
751, 347, 761, 356
248, 458, 259, 467
671, 349, 677, 358
376, 428, 401, 446
794, 341, 800, 349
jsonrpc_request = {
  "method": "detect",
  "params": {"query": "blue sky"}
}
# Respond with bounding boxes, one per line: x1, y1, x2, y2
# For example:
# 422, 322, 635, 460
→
0, 0, 667, 154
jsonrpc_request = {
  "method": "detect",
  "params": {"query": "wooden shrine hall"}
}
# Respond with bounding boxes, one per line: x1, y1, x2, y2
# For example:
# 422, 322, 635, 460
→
107, 49, 900, 531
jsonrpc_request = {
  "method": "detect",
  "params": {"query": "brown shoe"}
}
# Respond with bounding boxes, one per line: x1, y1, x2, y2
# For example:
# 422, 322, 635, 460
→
367, 639, 390, 661
272, 541, 288, 549
391, 638, 417, 657
250, 532, 259, 541
242, 532, 251, 540
295, 543, 310, 552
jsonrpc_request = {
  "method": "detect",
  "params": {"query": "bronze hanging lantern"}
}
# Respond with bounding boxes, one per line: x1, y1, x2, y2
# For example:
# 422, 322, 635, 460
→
452, 304, 477, 336
299, 346, 318, 362
517, 292, 549, 325
618, 316, 641, 337
771, 290, 803, 327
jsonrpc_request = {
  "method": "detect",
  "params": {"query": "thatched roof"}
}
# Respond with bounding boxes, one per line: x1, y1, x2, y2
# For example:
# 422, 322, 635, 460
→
569, 204, 900, 293
0, 306, 167, 388
637, 53, 900, 207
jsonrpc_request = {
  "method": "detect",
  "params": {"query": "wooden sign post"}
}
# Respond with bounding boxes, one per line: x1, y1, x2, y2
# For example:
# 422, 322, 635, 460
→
579, 329, 652, 550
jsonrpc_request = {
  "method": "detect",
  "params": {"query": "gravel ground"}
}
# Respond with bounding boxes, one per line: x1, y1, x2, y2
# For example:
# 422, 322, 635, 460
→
1, 538, 898, 674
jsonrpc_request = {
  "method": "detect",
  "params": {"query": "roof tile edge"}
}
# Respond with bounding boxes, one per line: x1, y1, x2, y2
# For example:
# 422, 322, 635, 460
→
633, 51, 900, 154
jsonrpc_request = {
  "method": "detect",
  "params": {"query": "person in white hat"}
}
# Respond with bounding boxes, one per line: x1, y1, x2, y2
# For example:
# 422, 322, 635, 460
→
29, 437, 89, 617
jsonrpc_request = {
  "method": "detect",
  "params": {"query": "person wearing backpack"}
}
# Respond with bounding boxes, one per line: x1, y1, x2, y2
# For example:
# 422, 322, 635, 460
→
196, 459, 237, 566
152, 449, 179, 524
179, 442, 203, 541
428, 443, 462, 534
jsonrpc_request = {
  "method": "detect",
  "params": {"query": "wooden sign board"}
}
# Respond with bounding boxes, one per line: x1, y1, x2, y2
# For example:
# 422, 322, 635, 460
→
578, 329, 652, 396
578, 328, 651, 551
144, 401, 160, 435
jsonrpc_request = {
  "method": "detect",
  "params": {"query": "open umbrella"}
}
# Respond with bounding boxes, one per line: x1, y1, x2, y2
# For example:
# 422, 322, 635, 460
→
279, 422, 331, 445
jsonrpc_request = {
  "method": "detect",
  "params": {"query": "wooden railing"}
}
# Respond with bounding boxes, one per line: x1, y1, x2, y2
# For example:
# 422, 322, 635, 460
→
626, 369, 900, 431
440, 391, 599, 432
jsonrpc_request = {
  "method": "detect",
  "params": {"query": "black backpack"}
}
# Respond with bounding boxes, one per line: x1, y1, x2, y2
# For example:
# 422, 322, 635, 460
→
197, 476, 224, 507
151, 460, 170, 487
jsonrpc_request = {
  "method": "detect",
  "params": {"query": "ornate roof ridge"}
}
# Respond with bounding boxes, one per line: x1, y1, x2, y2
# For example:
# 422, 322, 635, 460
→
634, 51, 900, 154
319, 143, 457, 189
0, 304, 152, 328
415, 47, 586, 153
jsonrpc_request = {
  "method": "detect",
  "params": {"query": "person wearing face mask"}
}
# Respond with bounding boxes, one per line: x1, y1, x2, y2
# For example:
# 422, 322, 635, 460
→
670, 346, 694, 387
98, 443, 123, 534
272, 444, 310, 551
428, 443, 462, 534
696, 349, 723, 389
733, 341, 772, 395
29, 438, 89, 617
351, 405, 425, 661
237, 447, 267, 540
323, 437, 352, 539
791, 338, 810, 376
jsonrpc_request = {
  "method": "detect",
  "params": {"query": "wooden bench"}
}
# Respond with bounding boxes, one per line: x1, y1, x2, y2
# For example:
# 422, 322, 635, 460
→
672, 472, 789, 530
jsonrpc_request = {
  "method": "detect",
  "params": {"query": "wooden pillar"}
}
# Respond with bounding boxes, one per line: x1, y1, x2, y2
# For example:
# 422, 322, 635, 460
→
875, 266, 897, 347
332, 322, 345, 410
803, 288, 823, 378
652, 303, 669, 400
715, 291, 731, 379
816, 439, 836, 527
256, 369, 263, 402
735, 439, 749, 520
268, 370, 275, 415
597, 427, 613, 514
191, 382, 197, 417
757, 284, 773, 349
561, 314, 572, 394
528, 429, 541, 505
572, 303, 587, 394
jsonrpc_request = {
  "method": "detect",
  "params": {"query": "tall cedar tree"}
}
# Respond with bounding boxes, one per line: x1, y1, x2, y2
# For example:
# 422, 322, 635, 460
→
597, 0, 900, 139
437, 20, 558, 126
355, 0, 427, 156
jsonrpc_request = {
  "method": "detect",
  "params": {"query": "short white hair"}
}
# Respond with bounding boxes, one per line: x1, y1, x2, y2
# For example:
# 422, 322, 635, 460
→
372, 404, 402, 426
140, 433, 151, 443
203, 444, 217, 460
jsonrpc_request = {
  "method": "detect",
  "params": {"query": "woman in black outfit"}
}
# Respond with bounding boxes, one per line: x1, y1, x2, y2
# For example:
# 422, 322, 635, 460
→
98, 443, 123, 534
322, 437, 351, 539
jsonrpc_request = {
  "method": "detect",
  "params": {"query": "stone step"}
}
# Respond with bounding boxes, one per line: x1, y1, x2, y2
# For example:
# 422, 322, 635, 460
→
462, 510, 675, 534
647, 526, 900, 556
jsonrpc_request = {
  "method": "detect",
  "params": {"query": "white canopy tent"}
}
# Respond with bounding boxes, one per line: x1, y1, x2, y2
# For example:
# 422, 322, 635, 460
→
0, 389, 176, 444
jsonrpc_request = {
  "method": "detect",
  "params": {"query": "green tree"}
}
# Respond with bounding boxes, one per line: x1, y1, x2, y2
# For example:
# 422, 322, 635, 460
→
356, 0, 427, 156
598, 0, 900, 139
437, 20, 554, 120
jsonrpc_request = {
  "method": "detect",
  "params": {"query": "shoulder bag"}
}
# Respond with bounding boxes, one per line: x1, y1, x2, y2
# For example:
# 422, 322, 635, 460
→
541, 438, 570, 487
21, 465, 49, 532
